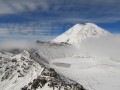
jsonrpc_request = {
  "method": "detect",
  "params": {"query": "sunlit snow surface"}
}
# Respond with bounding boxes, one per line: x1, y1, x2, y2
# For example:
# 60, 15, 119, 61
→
36, 41, 120, 90
53, 23, 110, 48
0, 41, 120, 90
50, 54, 120, 90
0, 23, 120, 90
52, 23, 120, 90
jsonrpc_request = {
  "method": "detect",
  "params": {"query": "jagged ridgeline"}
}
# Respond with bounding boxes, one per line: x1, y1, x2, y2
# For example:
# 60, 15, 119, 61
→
0, 48, 86, 90
21, 68, 86, 90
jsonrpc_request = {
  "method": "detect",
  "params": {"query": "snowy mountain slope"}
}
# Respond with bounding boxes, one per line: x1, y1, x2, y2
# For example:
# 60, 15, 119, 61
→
53, 23, 111, 47
29, 41, 120, 90
0, 49, 86, 90
34, 40, 120, 90
50, 53, 120, 90
0, 50, 44, 90
0, 22, 118, 90
22, 68, 85, 90
0, 40, 120, 90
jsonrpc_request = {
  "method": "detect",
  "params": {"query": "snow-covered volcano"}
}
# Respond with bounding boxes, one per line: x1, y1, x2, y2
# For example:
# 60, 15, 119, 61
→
53, 23, 111, 47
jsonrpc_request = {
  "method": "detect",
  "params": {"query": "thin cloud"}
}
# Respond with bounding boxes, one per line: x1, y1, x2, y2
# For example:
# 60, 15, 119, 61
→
0, 0, 120, 37
0, 40, 35, 49
81, 34, 120, 60
0, 0, 49, 14
0, 0, 120, 23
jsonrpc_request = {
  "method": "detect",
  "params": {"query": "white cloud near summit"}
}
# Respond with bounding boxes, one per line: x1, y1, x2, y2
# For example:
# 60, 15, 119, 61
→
81, 34, 120, 60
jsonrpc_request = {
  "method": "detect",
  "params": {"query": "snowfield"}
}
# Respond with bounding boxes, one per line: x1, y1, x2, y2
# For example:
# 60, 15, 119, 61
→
50, 54, 120, 90
52, 23, 120, 90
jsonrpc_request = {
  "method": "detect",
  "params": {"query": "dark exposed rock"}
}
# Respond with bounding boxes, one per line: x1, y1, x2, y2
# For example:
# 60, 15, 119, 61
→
12, 59, 17, 62
0, 49, 86, 90
21, 68, 86, 90
21, 85, 28, 90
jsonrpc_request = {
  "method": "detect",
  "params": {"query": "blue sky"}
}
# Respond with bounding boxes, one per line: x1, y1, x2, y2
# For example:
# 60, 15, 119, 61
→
0, 0, 120, 40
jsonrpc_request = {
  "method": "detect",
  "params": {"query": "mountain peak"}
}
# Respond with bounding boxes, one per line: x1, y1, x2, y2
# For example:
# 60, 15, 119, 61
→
74, 23, 98, 27
53, 23, 111, 47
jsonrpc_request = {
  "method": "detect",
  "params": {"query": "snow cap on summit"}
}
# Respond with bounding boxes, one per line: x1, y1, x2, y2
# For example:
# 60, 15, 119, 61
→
53, 23, 111, 47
